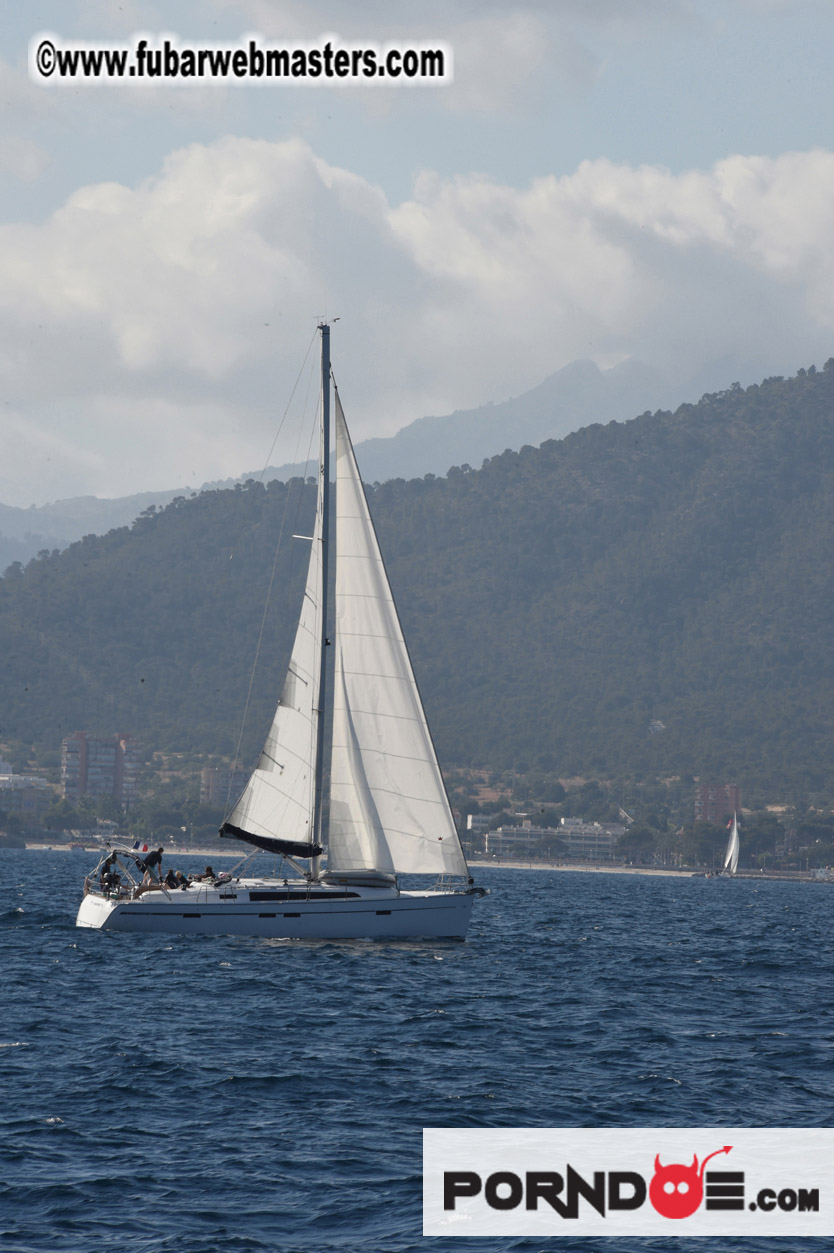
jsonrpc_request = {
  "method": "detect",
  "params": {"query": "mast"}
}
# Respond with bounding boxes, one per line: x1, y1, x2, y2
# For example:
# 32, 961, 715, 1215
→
311, 322, 331, 880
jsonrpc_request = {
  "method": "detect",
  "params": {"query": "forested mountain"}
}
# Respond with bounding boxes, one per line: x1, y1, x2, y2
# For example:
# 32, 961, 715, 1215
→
0, 489, 189, 572
254, 356, 676, 486
0, 356, 674, 571
3, 361, 834, 799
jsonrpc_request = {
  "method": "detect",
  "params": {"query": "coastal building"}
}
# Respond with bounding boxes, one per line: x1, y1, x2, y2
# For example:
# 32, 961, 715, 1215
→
486, 821, 563, 858
559, 817, 626, 860
0, 770, 55, 820
481, 817, 627, 860
61, 733, 141, 806
466, 814, 491, 838
694, 782, 741, 824
200, 765, 249, 807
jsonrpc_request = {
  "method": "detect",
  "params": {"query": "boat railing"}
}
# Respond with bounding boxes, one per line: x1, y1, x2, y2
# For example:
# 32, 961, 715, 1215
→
429, 873, 488, 896
83, 844, 173, 902
83, 875, 134, 901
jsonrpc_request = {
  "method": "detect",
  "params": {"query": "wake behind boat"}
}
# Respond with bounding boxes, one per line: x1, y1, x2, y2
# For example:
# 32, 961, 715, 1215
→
76, 324, 485, 939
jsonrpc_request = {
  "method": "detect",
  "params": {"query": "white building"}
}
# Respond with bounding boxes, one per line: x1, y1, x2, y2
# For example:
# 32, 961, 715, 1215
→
465, 814, 491, 837
559, 817, 626, 860
486, 821, 563, 858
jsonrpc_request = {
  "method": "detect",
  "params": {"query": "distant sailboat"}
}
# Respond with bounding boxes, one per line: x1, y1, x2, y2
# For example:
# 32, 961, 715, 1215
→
723, 812, 740, 875
76, 323, 485, 938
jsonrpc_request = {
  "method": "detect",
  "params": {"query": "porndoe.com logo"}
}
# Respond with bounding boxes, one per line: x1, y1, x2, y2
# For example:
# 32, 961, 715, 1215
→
423, 1128, 832, 1237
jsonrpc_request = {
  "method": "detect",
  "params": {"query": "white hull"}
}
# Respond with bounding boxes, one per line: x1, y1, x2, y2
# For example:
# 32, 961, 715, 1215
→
76, 879, 476, 939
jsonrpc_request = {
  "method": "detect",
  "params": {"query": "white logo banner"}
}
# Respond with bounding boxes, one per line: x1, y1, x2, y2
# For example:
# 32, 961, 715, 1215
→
423, 1128, 832, 1237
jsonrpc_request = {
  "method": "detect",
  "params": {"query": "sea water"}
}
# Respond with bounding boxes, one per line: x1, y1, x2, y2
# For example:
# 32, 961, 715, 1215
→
1, 850, 832, 1252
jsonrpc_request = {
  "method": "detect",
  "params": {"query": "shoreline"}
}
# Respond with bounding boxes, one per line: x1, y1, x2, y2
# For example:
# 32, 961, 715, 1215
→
22, 845, 692, 874
22, 843, 242, 860
473, 859, 831, 883
19, 844, 831, 884
475, 860, 694, 878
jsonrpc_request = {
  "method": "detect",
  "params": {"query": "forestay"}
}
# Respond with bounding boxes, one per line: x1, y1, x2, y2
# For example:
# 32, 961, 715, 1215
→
328, 391, 468, 878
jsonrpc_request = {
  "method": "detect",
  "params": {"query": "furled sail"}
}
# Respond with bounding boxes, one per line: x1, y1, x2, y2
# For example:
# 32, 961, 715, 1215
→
224, 425, 325, 849
723, 813, 740, 875
327, 391, 468, 878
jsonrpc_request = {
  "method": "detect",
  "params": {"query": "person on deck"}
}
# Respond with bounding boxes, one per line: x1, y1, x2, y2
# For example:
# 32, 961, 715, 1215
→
100, 854, 120, 893
142, 847, 164, 884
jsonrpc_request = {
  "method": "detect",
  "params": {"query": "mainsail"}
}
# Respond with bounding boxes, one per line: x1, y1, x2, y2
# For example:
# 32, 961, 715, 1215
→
723, 813, 740, 875
224, 423, 325, 852
328, 390, 468, 878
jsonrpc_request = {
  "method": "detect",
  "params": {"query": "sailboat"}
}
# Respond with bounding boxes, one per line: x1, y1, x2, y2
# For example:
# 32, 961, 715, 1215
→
76, 324, 485, 938
723, 812, 740, 876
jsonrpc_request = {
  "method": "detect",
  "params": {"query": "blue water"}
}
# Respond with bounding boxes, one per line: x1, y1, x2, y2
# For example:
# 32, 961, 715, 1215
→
1, 852, 833, 1253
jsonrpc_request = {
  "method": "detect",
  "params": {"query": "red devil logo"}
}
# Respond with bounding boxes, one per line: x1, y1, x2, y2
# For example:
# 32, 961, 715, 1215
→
649, 1146, 732, 1218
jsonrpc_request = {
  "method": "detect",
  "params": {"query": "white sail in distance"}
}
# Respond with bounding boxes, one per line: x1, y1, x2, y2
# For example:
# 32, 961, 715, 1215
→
724, 813, 740, 875
226, 421, 325, 846
328, 390, 468, 878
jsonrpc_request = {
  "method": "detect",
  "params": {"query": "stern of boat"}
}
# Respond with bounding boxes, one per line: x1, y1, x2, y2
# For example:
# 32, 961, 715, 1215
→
76, 891, 119, 929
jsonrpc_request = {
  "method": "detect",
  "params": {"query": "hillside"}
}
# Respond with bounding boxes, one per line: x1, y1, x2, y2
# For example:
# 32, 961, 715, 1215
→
2, 362, 834, 798
0, 489, 190, 572
0, 356, 674, 571
254, 356, 676, 486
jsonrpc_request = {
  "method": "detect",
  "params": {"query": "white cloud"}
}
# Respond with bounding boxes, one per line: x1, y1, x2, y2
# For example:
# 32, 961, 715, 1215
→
0, 137, 316, 379
1, 136, 834, 503
389, 148, 834, 391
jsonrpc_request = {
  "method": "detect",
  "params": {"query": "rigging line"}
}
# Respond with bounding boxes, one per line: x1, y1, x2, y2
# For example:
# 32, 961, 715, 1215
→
224, 325, 318, 579
287, 349, 323, 541
256, 327, 319, 484
225, 371, 319, 819
224, 336, 322, 820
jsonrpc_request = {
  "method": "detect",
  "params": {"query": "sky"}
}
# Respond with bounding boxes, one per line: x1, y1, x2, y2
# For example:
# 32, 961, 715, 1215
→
2, 0, 834, 506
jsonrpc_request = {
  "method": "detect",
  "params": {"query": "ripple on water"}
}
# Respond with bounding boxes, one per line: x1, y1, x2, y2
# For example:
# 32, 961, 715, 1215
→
1, 853, 832, 1252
